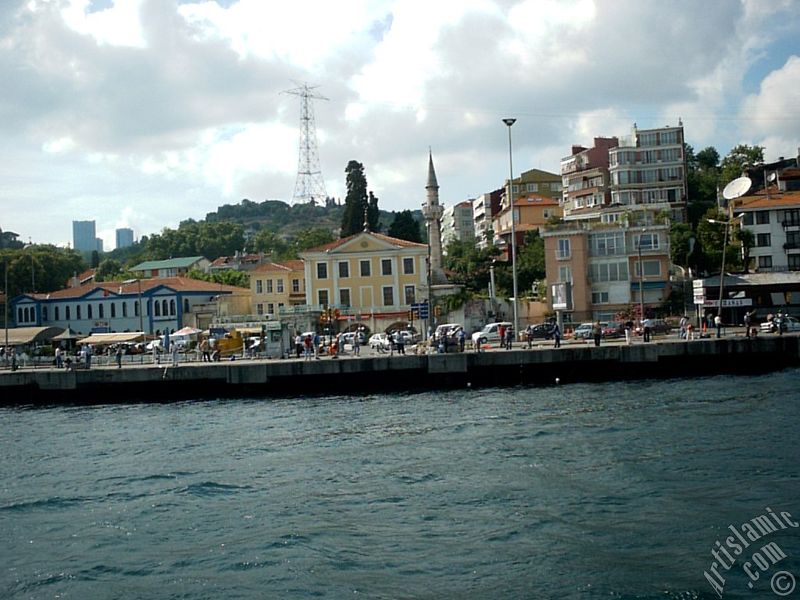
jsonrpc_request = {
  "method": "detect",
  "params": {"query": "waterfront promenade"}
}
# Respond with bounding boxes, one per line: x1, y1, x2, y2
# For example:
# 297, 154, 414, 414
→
1, 331, 798, 404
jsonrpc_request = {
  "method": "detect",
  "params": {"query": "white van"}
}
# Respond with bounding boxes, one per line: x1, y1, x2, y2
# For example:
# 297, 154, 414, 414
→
471, 322, 513, 346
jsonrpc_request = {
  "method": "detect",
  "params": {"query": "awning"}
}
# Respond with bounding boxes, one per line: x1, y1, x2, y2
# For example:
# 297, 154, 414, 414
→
52, 327, 85, 341
173, 326, 202, 337
2, 326, 64, 346
79, 332, 146, 345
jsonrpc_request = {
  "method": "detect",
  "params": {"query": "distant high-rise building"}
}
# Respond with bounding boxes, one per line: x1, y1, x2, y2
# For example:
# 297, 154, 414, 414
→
116, 228, 134, 249
72, 220, 96, 253
95, 238, 104, 253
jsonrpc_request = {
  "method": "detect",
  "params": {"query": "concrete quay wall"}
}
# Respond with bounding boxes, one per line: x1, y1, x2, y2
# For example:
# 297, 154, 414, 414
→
1, 336, 798, 405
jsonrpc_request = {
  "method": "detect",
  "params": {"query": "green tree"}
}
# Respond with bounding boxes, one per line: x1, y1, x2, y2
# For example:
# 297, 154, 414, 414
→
515, 231, 546, 293
249, 230, 290, 257
340, 160, 370, 237
696, 146, 720, 171
293, 228, 335, 253
719, 144, 764, 188
186, 268, 250, 289
686, 144, 720, 225
695, 207, 746, 275
670, 222, 694, 267
95, 259, 125, 282
387, 210, 422, 242
443, 239, 499, 294
1, 245, 85, 299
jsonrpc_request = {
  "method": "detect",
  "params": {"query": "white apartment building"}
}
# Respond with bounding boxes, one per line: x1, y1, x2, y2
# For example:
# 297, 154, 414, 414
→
609, 123, 688, 224
442, 201, 475, 250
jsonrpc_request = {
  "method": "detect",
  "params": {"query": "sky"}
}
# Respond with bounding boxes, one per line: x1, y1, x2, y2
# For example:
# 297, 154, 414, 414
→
1, 0, 799, 249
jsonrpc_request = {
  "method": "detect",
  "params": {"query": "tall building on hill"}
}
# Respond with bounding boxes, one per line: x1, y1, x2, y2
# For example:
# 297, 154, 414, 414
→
72, 220, 96, 253
116, 228, 134, 249
609, 123, 688, 224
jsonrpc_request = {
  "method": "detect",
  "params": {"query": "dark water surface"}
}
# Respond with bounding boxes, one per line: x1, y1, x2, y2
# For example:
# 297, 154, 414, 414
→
1, 370, 799, 599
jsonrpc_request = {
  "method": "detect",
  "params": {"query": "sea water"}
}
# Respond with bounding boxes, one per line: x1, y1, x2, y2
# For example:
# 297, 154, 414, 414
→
1, 370, 799, 599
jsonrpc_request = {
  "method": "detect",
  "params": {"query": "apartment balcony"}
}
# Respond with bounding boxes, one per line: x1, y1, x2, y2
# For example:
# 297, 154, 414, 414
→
781, 220, 800, 229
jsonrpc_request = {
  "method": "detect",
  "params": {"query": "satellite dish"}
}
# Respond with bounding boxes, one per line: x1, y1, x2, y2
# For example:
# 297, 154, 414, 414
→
722, 176, 752, 200
768, 172, 777, 183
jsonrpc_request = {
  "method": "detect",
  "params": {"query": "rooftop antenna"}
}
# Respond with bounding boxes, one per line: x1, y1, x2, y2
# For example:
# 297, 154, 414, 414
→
282, 82, 328, 205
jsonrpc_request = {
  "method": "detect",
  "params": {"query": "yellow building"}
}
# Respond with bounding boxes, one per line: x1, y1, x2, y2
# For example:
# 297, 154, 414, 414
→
250, 260, 306, 317
300, 231, 428, 318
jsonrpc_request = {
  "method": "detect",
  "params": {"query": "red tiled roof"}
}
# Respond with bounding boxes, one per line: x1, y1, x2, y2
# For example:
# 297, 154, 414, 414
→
251, 260, 304, 273
737, 188, 800, 210
31, 277, 248, 300
305, 232, 426, 253
64, 268, 96, 287
210, 253, 265, 267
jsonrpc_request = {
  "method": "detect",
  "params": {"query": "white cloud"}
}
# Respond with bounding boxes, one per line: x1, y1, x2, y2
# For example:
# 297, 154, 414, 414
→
740, 55, 800, 158
60, 0, 146, 47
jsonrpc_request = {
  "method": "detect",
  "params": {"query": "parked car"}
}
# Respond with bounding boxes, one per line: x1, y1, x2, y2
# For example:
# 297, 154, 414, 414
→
340, 331, 366, 346
368, 332, 391, 351
471, 321, 513, 346
761, 315, 800, 333
602, 322, 625, 338
524, 322, 556, 340
572, 322, 594, 340
636, 319, 672, 335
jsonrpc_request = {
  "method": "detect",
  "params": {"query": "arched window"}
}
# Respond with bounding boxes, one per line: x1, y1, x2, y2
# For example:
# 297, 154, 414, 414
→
184, 299, 190, 313
42, 306, 48, 321
170, 299, 176, 315
87, 304, 93, 319
77, 305, 82, 320
19, 307, 24, 322
134, 301, 139, 317
122, 302, 127, 317
154, 301, 161, 317
99, 304, 104, 318
110, 303, 115, 318
66, 306, 71, 320
55, 306, 60, 321
162, 299, 168, 315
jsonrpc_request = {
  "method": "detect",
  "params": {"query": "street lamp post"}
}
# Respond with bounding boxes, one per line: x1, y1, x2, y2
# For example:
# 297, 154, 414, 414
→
707, 214, 744, 325
502, 118, 519, 338
637, 229, 645, 326
4, 258, 8, 367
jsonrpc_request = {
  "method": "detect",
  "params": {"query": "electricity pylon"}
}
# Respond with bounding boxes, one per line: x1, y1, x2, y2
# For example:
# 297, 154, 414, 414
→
282, 82, 328, 205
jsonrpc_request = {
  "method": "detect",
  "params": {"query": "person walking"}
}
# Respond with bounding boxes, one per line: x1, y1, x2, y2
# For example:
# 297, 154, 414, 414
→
396, 331, 406, 355
171, 343, 180, 367
679, 315, 688, 340
714, 314, 722, 338
497, 324, 506, 349
115, 345, 123, 368
592, 321, 602, 347
200, 338, 211, 362
686, 322, 695, 341
457, 328, 466, 353
85, 343, 92, 369
624, 319, 633, 345
55, 346, 63, 369
552, 323, 561, 348
505, 327, 513, 350
744, 311, 752, 338
353, 330, 361, 356
303, 334, 313, 360
526, 325, 534, 349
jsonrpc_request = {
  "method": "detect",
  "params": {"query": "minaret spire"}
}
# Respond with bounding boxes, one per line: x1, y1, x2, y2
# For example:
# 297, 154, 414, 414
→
421, 149, 446, 284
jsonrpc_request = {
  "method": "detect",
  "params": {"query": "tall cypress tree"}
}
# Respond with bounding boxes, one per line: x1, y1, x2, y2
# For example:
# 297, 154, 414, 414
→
340, 160, 368, 237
